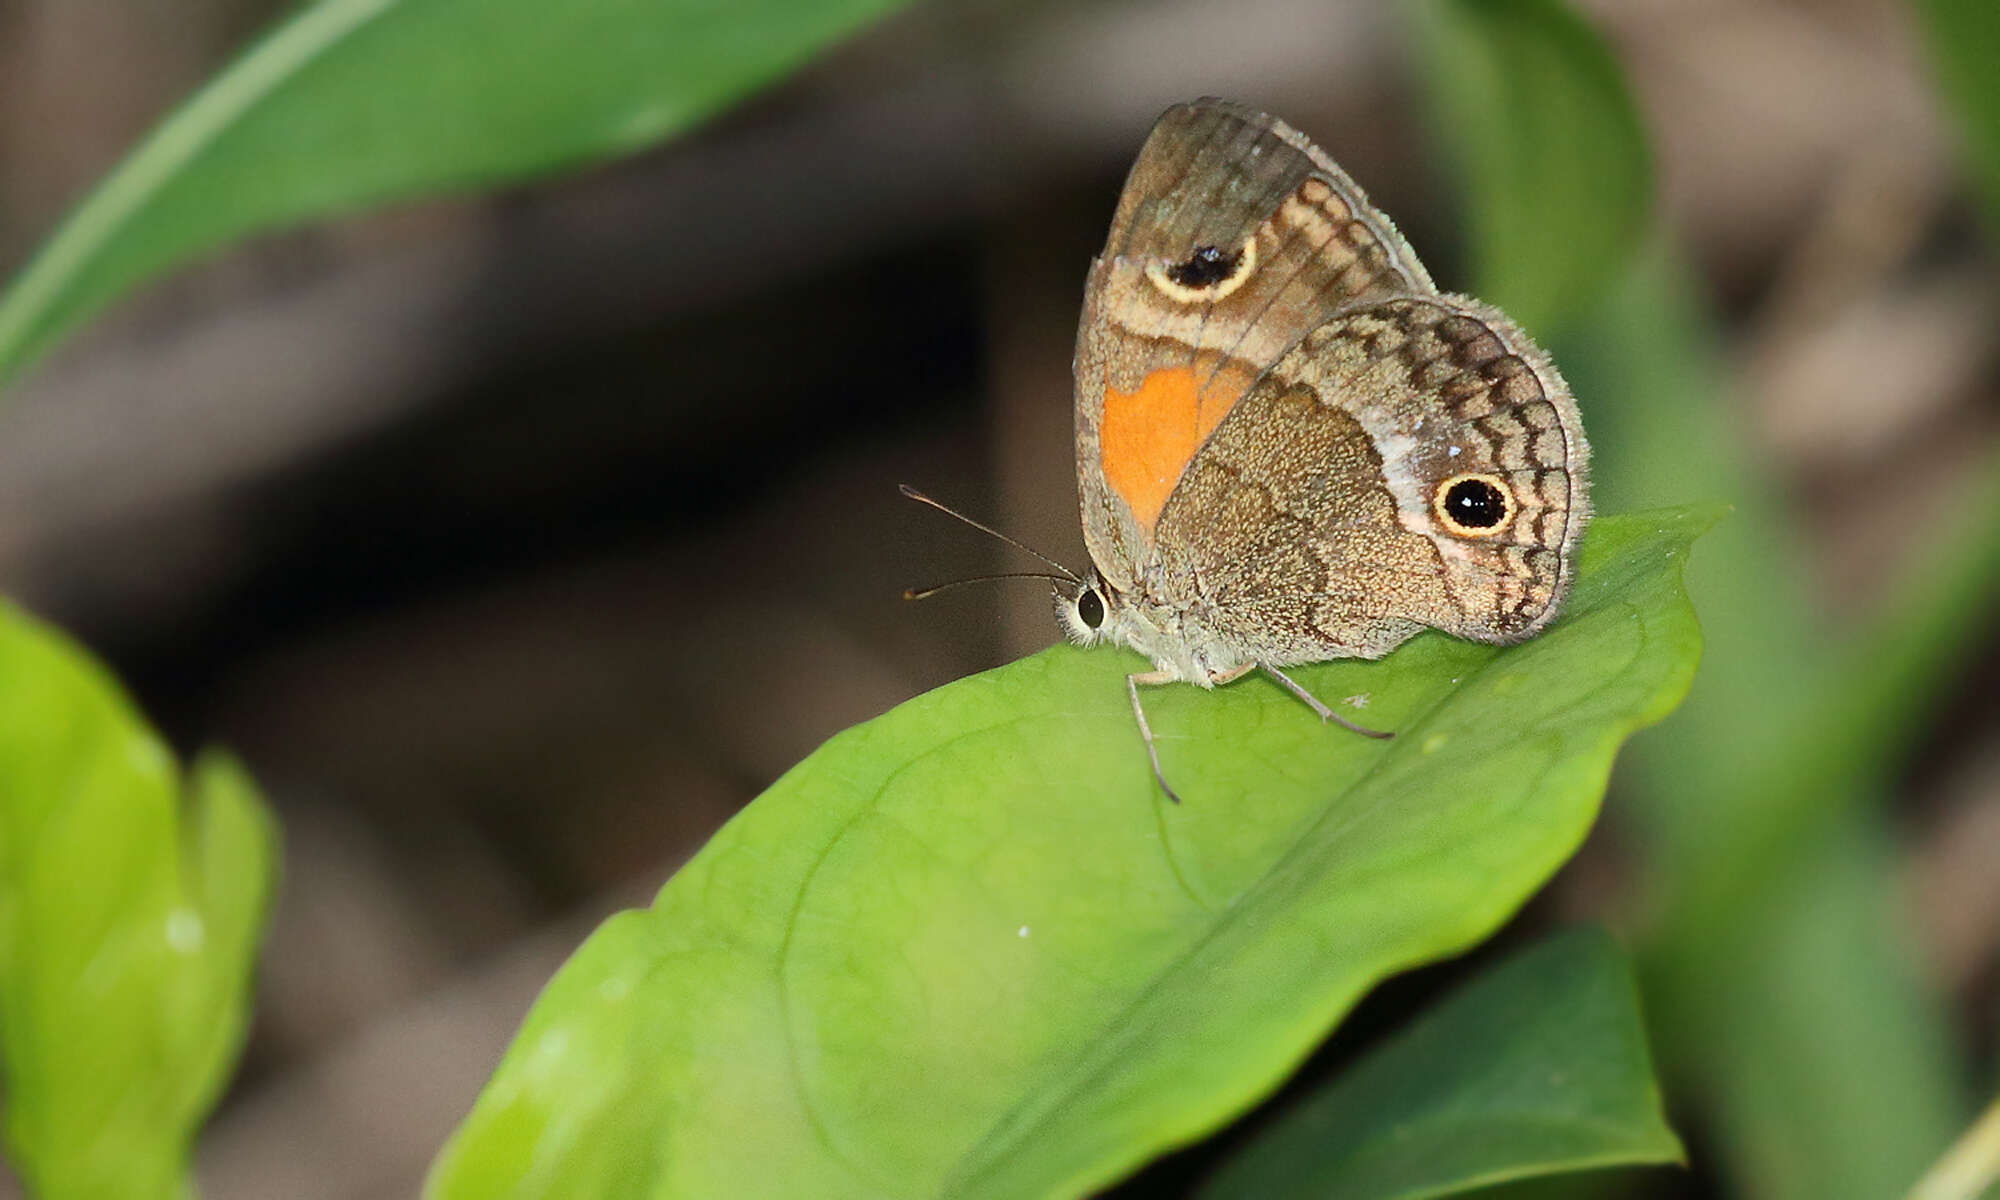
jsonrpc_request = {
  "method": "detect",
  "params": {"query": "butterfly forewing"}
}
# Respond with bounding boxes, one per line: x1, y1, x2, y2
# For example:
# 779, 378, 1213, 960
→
1075, 99, 1439, 582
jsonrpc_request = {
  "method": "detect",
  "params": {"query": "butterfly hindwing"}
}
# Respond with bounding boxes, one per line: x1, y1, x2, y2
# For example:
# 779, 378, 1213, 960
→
1152, 296, 1589, 656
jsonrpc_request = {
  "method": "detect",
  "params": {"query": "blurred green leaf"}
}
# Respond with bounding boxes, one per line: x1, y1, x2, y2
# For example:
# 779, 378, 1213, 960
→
0, 601, 276, 1198
1664, 446, 2000, 965
1918, 0, 2000, 228
0, 0, 917, 388
428, 509, 1708, 1199
1412, 0, 1651, 334
1449, 1169, 1652, 1200
1561, 252, 1970, 1200
1197, 928, 1682, 1200
1411, 1, 1981, 1192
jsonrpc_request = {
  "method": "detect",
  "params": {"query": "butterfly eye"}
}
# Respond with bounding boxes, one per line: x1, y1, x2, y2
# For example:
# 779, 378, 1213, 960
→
1077, 589, 1105, 629
1434, 474, 1515, 537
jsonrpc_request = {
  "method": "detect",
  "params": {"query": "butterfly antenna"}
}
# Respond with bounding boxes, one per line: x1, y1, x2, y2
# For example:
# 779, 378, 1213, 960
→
898, 485, 1080, 582
902, 572, 1076, 601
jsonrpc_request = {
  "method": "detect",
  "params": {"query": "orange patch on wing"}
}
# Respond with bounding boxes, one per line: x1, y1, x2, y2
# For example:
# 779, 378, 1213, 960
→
1100, 360, 1249, 529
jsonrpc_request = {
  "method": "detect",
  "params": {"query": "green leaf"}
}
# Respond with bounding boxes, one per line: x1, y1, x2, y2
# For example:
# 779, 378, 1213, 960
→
1918, 0, 2000, 229
1412, 0, 1651, 335
426, 509, 1709, 1199
0, 601, 277, 1198
1198, 929, 1682, 1200
1558, 252, 1968, 1200
0, 0, 917, 388
1419, 13, 1985, 1192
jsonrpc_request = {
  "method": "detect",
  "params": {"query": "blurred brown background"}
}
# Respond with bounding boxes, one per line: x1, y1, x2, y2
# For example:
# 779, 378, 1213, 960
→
0, 0, 1993, 1196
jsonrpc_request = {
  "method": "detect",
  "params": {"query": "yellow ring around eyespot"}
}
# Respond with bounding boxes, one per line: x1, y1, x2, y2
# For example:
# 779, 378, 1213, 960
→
1432, 472, 1516, 538
1144, 235, 1259, 304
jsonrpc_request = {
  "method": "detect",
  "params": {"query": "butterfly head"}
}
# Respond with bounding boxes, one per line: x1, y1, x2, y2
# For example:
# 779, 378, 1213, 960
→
1054, 571, 1166, 659
1055, 571, 1118, 646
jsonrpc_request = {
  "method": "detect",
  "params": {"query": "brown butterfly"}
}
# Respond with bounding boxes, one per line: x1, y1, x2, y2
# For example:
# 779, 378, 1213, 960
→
913, 99, 1588, 801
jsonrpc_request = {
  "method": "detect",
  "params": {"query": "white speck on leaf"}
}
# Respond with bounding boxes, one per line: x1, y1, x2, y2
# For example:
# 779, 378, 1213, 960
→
166, 908, 204, 953
1344, 693, 1370, 709
1018, 926, 1030, 938
129, 737, 169, 776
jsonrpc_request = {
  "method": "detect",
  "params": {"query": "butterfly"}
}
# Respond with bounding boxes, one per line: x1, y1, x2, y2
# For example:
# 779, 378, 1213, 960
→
911, 99, 1588, 802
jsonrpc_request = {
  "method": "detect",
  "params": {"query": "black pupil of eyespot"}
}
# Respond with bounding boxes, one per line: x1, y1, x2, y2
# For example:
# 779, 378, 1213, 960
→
1078, 590, 1105, 628
1166, 244, 1239, 288
1445, 479, 1507, 528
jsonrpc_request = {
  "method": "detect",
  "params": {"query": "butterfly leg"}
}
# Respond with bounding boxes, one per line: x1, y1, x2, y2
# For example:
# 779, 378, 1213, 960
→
1126, 671, 1186, 804
1260, 665, 1394, 740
